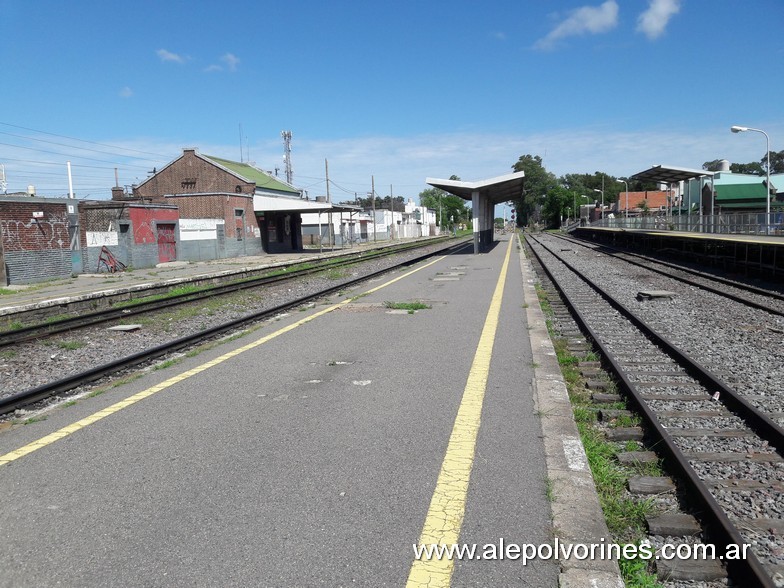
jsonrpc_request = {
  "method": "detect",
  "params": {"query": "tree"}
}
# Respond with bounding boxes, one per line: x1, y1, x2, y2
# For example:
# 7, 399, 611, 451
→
702, 159, 725, 172
767, 150, 784, 174
355, 194, 405, 210
418, 176, 470, 226
559, 172, 624, 208
511, 155, 557, 226
732, 162, 765, 175
702, 158, 766, 175
540, 185, 575, 229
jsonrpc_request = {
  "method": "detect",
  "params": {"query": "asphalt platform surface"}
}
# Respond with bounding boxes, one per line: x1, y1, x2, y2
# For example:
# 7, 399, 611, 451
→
0, 235, 621, 587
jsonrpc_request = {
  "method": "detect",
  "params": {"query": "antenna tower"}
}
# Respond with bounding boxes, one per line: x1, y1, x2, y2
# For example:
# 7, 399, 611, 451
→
281, 130, 293, 185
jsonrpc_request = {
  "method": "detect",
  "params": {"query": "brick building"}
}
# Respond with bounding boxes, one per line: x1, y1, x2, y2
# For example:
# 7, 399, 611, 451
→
79, 198, 180, 272
0, 195, 74, 284
132, 149, 307, 256
613, 191, 670, 216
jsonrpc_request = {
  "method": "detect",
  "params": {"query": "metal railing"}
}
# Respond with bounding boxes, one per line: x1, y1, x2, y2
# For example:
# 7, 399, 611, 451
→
570, 212, 784, 236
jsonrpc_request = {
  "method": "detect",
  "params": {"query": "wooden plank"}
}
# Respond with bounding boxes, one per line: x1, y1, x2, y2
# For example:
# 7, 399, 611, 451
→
617, 451, 658, 465
637, 290, 676, 300
640, 393, 712, 401
598, 409, 633, 421
704, 478, 784, 492
656, 557, 726, 582
606, 427, 644, 441
668, 429, 752, 438
738, 517, 784, 535
628, 476, 675, 494
591, 392, 622, 404
684, 451, 782, 463
647, 513, 701, 537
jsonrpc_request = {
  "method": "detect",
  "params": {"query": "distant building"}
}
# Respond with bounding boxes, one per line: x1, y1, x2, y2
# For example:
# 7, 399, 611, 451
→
131, 148, 311, 256
613, 191, 670, 216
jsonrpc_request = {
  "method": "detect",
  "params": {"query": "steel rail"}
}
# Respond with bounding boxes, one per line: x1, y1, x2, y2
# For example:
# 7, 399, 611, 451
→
526, 233, 779, 588
0, 238, 471, 416
0, 237, 451, 348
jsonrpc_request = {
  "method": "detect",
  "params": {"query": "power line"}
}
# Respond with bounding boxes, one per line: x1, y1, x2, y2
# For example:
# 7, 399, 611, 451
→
0, 141, 160, 167
0, 121, 172, 159
0, 131, 163, 164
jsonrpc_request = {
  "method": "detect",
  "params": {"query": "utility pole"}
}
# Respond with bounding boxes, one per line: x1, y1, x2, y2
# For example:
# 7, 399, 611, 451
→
390, 184, 394, 240
372, 175, 376, 243
239, 124, 243, 162
281, 131, 293, 184
325, 158, 333, 248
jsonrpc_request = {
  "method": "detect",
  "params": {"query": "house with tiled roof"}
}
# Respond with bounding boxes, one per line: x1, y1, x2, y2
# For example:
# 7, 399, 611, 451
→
131, 148, 315, 256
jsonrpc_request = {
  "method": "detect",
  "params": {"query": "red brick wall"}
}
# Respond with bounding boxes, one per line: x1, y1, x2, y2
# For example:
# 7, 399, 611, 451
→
129, 206, 179, 245
623, 191, 669, 211
133, 150, 255, 199
0, 199, 70, 252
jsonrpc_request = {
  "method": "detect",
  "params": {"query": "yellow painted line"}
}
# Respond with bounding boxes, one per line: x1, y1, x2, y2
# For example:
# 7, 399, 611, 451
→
407, 237, 514, 587
0, 255, 446, 468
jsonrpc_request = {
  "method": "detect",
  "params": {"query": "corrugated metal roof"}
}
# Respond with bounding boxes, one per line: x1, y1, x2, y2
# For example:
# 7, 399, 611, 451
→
203, 155, 300, 194
715, 183, 768, 202
630, 165, 713, 184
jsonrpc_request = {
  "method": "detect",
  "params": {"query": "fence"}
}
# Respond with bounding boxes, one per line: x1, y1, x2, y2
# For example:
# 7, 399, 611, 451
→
573, 212, 784, 236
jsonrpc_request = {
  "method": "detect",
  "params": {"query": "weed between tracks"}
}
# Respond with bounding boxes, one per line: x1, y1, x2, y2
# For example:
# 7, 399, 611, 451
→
534, 281, 662, 588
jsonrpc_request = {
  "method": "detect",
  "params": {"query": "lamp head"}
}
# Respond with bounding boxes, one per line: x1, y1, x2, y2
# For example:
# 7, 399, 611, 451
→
731, 125, 747, 133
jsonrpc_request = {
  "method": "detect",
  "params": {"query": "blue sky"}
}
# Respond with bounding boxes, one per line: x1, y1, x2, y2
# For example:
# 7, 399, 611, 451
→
2, 0, 783, 203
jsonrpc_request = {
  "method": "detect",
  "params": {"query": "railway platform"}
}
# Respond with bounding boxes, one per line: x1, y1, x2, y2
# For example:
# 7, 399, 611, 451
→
0, 235, 622, 587
573, 226, 784, 278
0, 240, 402, 317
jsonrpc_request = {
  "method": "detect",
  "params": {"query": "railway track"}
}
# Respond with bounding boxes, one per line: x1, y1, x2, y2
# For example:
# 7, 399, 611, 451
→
0, 237, 451, 348
0, 237, 469, 416
526, 233, 784, 587
551, 232, 784, 317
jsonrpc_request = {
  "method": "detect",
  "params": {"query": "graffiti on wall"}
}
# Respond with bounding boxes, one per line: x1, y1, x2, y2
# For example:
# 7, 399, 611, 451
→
0, 214, 70, 252
86, 231, 119, 247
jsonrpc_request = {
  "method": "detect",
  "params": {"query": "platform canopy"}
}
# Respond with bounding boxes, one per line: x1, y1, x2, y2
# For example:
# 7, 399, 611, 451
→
254, 194, 360, 214
425, 171, 525, 205
630, 165, 714, 184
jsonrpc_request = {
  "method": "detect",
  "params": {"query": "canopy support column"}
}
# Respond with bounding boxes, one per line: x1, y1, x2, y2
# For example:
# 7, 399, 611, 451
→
472, 190, 480, 254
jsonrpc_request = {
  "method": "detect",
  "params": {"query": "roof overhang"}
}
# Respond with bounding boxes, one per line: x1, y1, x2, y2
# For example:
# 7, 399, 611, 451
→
426, 171, 525, 205
630, 165, 714, 184
254, 195, 364, 214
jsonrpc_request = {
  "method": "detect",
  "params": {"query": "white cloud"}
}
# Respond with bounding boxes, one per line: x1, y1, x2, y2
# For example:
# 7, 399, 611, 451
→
492, 32, 507, 41
535, 0, 619, 50
156, 49, 185, 64
204, 53, 240, 73
221, 53, 240, 72
12, 122, 781, 201
637, 0, 681, 40
119, 86, 133, 98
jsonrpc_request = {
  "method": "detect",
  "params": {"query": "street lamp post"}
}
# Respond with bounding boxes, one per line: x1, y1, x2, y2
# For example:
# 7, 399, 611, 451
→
616, 178, 628, 221
731, 125, 771, 234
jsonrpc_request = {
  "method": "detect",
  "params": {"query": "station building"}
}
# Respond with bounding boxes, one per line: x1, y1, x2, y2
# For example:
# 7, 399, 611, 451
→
131, 148, 315, 256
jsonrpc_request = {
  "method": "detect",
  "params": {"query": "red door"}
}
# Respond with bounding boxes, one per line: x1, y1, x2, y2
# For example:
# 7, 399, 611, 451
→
156, 223, 177, 263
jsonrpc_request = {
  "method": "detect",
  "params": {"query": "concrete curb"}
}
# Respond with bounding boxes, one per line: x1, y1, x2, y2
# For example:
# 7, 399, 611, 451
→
518, 234, 624, 588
